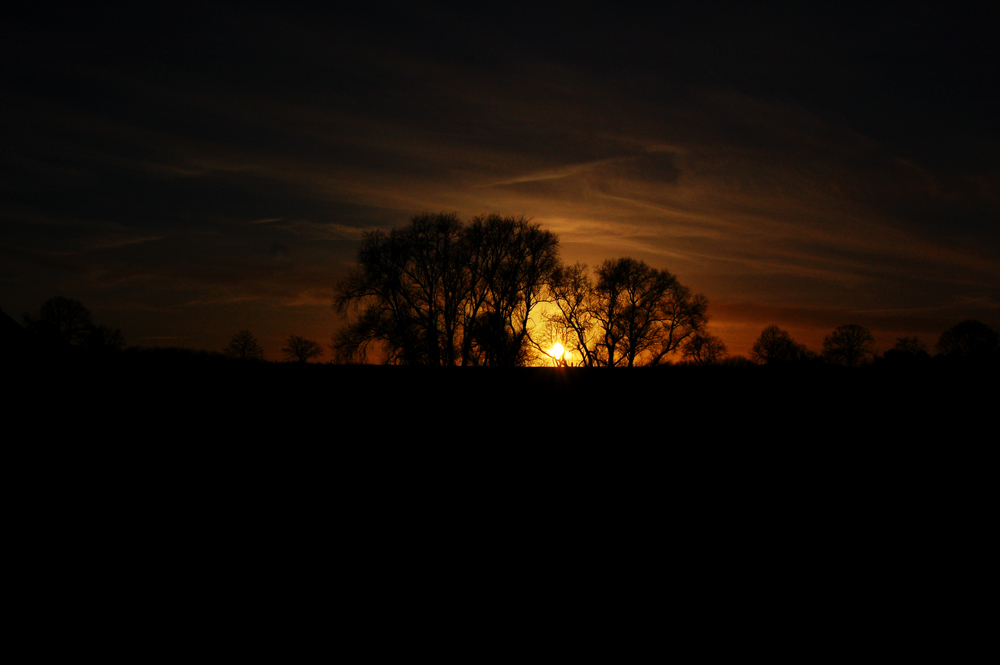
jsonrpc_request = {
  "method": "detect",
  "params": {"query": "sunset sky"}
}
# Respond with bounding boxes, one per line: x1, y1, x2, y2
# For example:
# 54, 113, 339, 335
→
3, 3, 998, 359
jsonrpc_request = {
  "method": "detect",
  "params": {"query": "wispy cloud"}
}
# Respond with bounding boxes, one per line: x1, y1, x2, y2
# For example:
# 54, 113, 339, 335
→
4, 6, 997, 357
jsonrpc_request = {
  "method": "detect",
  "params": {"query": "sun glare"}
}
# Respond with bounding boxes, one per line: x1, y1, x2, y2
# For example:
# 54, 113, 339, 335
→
547, 342, 566, 366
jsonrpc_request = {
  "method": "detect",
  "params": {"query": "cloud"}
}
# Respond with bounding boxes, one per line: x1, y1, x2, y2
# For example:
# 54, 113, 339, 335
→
4, 10, 997, 358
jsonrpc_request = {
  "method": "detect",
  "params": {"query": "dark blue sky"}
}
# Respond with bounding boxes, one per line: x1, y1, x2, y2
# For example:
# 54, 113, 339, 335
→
3, 2, 998, 357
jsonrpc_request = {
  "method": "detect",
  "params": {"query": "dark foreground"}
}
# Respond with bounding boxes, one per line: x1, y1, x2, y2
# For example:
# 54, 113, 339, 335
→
5, 354, 994, 657
9, 350, 994, 432
8, 352, 994, 487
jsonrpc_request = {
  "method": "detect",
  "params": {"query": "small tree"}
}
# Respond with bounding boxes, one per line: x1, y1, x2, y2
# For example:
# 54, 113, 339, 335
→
23, 296, 125, 352
282, 335, 324, 363
226, 330, 264, 361
823, 324, 875, 367
84, 324, 126, 353
681, 331, 728, 365
936, 320, 999, 364
881, 336, 931, 365
891, 336, 927, 356
750, 325, 803, 365
24, 296, 94, 346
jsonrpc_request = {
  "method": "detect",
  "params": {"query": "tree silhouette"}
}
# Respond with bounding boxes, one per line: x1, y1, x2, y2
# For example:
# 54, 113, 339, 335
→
547, 258, 707, 367
460, 214, 560, 366
335, 212, 467, 365
750, 325, 803, 365
545, 262, 600, 366
282, 335, 324, 363
822, 324, 874, 367
226, 330, 264, 361
881, 336, 931, 365
23, 296, 94, 346
681, 331, 728, 365
23, 296, 125, 353
891, 336, 927, 356
936, 320, 999, 364
84, 324, 126, 353
334, 212, 559, 365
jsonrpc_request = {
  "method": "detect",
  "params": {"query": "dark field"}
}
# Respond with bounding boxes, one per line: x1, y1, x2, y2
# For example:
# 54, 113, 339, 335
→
7, 353, 993, 658
10, 351, 993, 455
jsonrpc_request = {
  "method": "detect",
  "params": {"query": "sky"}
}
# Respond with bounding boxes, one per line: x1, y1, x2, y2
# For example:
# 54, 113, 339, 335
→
3, 2, 998, 360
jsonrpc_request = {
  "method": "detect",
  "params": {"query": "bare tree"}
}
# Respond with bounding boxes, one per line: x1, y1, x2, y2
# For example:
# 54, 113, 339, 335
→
823, 324, 875, 367
545, 262, 600, 367
881, 336, 930, 365
24, 296, 94, 346
936, 320, 999, 364
750, 325, 804, 365
84, 324, 126, 353
548, 258, 707, 367
335, 214, 454, 364
335, 213, 471, 365
681, 331, 728, 365
334, 212, 559, 366
460, 214, 560, 366
282, 335, 323, 363
891, 336, 927, 356
721, 355, 754, 368
23, 296, 125, 352
226, 330, 264, 361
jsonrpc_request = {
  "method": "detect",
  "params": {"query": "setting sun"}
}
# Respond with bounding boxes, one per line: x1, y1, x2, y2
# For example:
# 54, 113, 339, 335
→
547, 343, 566, 366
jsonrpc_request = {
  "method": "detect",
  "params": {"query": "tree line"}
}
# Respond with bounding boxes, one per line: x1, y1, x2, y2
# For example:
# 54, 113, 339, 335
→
746, 320, 999, 368
333, 212, 998, 368
19, 296, 125, 354
223, 330, 324, 363
10, 297, 326, 365
9, 212, 998, 369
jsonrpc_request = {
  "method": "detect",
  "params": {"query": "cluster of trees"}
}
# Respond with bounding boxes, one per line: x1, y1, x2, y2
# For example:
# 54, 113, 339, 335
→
542, 258, 714, 367
333, 213, 715, 366
747, 320, 999, 368
933, 320, 1000, 364
747, 323, 876, 367
21, 296, 125, 353
334, 212, 999, 369
223, 331, 325, 363
15, 218, 996, 372
15, 297, 328, 365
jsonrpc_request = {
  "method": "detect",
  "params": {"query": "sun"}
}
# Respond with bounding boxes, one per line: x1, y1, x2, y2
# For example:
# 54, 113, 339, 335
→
547, 342, 566, 366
